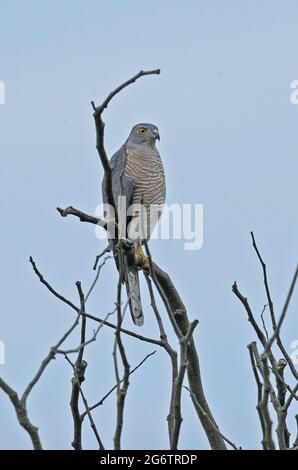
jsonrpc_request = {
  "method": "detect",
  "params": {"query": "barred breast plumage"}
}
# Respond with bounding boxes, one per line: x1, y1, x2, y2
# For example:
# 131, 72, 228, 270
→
124, 144, 166, 240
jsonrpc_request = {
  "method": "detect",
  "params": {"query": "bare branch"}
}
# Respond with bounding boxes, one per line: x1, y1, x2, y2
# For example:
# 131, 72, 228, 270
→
81, 350, 156, 420
144, 240, 182, 339
232, 282, 267, 345
92, 68, 160, 215
248, 343, 276, 449
113, 247, 130, 450
77, 385, 105, 450
183, 385, 239, 450
65, 355, 104, 450
92, 69, 160, 114
248, 342, 266, 446
152, 261, 227, 450
171, 320, 199, 450
251, 232, 276, 329
264, 263, 298, 354
232, 282, 280, 375
144, 272, 179, 446
275, 359, 291, 447
144, 273, 168, 342
250, 233, 298, 380
76, 281, 86, 363
233, 256, 298, 448
69, 283, 87, 450
293, 415, 298, 448
56, 308, 116, 356
260, 304, 269, 341
93, 245, 112, 271
0, 378, 42, 450
30, 256, 79, 313
284, 381, 298, 411
21, 313, 81, 404
30, 256, 163, 346
260, 354, 276, 450
86, 255, 112, 301
275, 359, 287, 407
57, 206, 107, 228
69, 357, 86, 450
254, 342, 288, 450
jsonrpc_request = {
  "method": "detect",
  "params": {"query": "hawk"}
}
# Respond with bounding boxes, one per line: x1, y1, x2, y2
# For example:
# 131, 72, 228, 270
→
102, 123, 166, 326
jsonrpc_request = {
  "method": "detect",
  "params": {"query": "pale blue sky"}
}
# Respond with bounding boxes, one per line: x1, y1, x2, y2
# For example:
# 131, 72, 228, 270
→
0, 0, 297, 449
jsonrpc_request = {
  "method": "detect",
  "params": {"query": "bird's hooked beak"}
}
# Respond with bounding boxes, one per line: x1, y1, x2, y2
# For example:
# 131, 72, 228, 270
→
153, 129, 160, 141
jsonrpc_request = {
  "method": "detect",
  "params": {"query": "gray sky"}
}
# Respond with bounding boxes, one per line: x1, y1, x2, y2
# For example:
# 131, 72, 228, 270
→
0, 0, 297, 450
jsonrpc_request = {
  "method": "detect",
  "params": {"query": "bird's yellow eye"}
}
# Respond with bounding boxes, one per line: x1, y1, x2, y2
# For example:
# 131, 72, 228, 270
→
138, 128, 147, 135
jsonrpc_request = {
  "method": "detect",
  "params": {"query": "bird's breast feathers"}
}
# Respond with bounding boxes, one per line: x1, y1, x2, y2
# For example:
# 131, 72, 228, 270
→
124, 146, 166, 207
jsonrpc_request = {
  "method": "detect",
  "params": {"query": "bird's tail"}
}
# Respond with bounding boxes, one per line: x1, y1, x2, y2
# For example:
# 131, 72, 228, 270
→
125, 265, 144, 326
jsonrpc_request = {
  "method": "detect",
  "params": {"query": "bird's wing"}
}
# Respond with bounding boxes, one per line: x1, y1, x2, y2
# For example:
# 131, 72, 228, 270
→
101, 145, 144, 326
102, 144, 134, 212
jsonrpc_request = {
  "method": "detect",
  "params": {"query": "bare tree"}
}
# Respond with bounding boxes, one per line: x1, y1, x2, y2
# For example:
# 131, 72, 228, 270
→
232, 233, 298, 450
0, 70, 296, 451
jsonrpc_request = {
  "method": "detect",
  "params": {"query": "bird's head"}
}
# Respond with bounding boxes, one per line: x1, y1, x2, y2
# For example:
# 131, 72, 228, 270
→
127, 123, 160, 147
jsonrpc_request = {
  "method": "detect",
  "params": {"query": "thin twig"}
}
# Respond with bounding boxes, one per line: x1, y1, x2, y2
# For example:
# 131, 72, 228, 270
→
264, 264, 298, 354
232, 282, 267, 345
67, 282, 105, 450
284, 381, 298, 411
92, 68, 160, 215
251, 232, 276, 329
260, 304, 269, 341
86, 255, 112, 301
56, 308, 116, 355
250, 233, 298, 380
144, 272, 178, 446
30, 256, 163, 346
183, 385, 239, 450
81, 351, 156, 420
91, 69, 160, 114
21, 312, 81, 404
232, 281, 280, 375
144, 239, 182, 339
30, 256, 79, 312
93, 245, 112, 271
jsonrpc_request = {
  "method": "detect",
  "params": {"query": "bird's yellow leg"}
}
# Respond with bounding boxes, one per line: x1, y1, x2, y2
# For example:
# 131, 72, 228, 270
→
136, 240, 150, 270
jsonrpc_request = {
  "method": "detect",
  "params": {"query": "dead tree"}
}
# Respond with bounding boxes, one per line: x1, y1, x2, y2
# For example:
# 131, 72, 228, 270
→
232, 233, 298, 450
56, 69, 228, 450
0, 70, 296, 451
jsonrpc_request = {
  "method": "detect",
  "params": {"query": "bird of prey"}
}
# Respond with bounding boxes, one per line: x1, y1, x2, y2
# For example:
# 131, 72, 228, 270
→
102, 123, 166, 326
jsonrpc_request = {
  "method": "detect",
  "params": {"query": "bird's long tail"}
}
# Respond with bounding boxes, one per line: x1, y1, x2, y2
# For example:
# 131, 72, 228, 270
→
125, 265, 144, 326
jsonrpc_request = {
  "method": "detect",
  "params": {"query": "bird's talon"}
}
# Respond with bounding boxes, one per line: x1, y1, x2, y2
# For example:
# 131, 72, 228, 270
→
135, 243, 150, 270
141, 256, 150, 271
